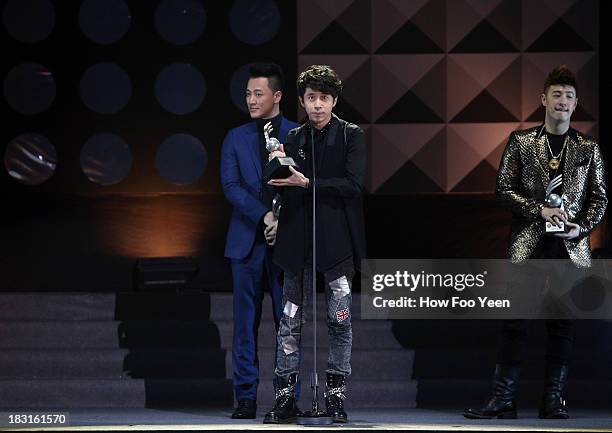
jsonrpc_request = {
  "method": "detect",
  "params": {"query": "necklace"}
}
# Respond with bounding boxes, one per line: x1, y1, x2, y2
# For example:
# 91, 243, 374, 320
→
545, 133, 568, 170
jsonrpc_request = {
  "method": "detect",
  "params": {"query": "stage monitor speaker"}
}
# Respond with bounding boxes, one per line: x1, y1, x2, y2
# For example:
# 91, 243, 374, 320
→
134, 256, 199, 291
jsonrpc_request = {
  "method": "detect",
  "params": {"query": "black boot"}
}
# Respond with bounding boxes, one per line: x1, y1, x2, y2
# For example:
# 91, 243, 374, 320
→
325, 373, 348, 423
263, 374, 299, 424
464, 364, 520, 419
231, 399, 256, 419
539, 364, 569, 419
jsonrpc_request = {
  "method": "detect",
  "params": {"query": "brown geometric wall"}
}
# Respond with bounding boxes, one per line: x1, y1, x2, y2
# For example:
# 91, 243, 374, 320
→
297, 0, 599, 193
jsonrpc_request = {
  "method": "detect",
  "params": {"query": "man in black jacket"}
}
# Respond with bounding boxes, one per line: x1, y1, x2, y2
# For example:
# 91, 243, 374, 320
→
262, 65, 366, 424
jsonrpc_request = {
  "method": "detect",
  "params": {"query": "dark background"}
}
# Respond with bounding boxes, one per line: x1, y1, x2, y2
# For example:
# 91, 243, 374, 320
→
0, 0, 608, 291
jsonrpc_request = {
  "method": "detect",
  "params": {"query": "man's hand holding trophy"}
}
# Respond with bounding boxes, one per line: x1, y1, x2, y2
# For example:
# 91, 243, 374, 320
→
541, 174, 580, 239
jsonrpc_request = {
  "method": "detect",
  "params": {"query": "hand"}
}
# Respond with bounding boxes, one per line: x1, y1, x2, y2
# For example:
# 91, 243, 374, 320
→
264, 220, 278, 245
540, 206, 568, 228
268, 143, 285, 161
263, 211, 275, 227
267, 166, 309, 188
552, 221, 581, 240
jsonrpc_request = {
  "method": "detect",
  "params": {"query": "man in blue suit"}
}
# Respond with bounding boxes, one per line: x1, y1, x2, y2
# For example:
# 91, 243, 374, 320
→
221, 63, 299, 419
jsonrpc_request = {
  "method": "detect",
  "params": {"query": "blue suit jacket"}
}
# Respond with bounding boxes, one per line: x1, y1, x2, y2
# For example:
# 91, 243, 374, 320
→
221, 116, 299, 259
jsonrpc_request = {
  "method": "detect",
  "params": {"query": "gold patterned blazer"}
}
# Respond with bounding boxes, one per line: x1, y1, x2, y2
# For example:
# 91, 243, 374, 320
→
496, 125, 607, 267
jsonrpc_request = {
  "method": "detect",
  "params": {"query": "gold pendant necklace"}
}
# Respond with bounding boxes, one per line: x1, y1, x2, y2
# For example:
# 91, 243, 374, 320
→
546, 133, 567, 171
549, 158, 560, 170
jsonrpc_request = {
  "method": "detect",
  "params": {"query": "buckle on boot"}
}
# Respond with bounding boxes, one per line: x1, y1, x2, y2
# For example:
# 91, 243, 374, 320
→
275, 382, 296, 400
324, 385, 347, 400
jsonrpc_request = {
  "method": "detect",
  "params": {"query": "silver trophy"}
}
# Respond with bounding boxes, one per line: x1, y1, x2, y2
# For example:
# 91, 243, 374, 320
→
264, 122, 281, 152
272, 193, 282, 218
263, 121, 298, 181
544, 174, 566, 233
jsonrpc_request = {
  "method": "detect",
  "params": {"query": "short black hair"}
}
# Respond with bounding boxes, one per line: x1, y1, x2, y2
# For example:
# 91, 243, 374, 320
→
544, 65, 578, 95
297, 65, 343, 98
248, 63, 284, 93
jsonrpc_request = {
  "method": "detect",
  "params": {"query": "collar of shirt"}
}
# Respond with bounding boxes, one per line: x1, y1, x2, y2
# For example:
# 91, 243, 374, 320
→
255, 112, 282, 138
308, 115, 335, 137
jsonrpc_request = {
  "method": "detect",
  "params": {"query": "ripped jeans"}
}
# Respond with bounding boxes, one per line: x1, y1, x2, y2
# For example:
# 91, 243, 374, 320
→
275, 257, 354, 378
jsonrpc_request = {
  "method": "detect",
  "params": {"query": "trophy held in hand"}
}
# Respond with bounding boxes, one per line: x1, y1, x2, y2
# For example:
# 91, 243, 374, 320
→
544, 174, 567, 233
263, 121, 299, 182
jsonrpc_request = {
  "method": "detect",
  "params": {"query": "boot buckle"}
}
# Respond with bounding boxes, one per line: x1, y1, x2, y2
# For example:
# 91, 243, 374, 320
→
324, 385, 347, 400
275, 382, 296, 400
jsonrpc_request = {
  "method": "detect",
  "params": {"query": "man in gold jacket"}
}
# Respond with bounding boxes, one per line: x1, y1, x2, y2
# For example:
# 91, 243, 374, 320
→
464, 66, 607, 420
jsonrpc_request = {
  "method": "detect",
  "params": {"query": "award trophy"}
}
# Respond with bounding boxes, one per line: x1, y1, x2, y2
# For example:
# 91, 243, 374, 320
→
272, 193, 281, 218
264, 193, 282, 246
544, 174, 567, 233
262, 122, 299, 182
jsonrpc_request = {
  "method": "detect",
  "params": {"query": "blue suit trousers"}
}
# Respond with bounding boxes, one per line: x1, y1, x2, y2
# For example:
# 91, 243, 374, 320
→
232, 240, 283, 401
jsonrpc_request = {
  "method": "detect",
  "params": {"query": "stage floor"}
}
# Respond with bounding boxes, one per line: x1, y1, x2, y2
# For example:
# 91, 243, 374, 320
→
2, 408, 611, 432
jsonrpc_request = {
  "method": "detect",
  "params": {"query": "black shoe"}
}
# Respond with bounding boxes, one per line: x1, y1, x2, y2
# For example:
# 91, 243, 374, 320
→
539, 364, 569, 419
464, 364, 520, 419
231, 399, 256, 419
325, 373, 348, 423
263, 374, 299, 424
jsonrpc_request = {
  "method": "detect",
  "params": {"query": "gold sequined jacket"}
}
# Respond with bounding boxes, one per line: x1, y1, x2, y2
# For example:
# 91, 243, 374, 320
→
496, 125, 607, 267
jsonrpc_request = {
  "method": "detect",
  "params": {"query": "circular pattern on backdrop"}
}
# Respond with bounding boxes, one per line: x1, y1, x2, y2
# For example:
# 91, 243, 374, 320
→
229, 0, 280, 45
155, 63, 206, 115
80, 62, 132, 114
229, 63, 251, 113
569, 276, 607, 313
4, 133, 57, 185
80, 133, 132, 185
155, 0, 206, 45
3, 0, 55, 43
79, 0, 131, 45
155, 134, 207, 185
4, 63, 56, 114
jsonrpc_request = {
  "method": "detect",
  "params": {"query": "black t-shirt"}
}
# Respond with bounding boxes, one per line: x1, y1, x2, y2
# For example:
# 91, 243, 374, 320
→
546, 131, 566, 192
543, 131, 568, 250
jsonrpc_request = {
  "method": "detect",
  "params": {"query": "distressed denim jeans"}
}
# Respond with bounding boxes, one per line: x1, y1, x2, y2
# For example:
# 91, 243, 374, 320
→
275, 258, 354, 378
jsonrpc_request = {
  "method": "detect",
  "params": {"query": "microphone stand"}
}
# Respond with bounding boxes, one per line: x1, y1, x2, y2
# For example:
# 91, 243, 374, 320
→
296, 125, 333, 425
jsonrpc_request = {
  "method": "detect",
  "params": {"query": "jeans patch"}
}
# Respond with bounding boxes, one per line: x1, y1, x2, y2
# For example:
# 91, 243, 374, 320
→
283, 301, 299, 318
329, 275, 350, 300
336, 308, 350, 322
281, 335, 299, 355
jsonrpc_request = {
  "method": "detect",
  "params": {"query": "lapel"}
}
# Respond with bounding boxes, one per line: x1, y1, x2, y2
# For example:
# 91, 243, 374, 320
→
562, 128, 579, 195
535, 124, 550, 191
278, 116, 292, 143
297, 124, 307, 150
245, 122, 262, 180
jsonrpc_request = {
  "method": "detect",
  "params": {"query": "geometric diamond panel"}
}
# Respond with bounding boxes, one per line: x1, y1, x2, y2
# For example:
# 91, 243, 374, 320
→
298, 0, 599, 193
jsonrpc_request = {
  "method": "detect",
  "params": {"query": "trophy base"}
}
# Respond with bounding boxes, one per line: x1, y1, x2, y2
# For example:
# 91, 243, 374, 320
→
545, 221, 567, 233
264, 156, 299, 182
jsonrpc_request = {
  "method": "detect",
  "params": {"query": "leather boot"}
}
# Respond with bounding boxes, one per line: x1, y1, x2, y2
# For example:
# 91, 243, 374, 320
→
231, 399, 256, 419
263, 373, 299, 424
539, 364, 569, 419
464, 364, 520, 419
325, 373, 348, 423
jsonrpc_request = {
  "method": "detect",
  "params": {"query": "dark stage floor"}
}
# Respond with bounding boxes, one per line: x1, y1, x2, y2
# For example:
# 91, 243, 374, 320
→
1, 408, 611, 431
